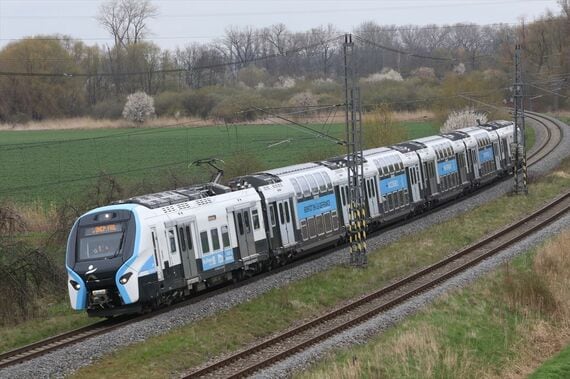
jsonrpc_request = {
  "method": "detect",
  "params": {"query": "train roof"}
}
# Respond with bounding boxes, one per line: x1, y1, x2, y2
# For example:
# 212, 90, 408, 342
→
389, 141, 427, 153
114, 183, 232, 209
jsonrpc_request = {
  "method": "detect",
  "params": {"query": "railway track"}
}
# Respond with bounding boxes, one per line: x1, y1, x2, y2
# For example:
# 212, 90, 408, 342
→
184, 190, 570, 379
0, 112, 565, 372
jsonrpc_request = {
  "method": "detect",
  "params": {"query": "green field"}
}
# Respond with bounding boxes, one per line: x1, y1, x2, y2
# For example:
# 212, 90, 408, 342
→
0, 121, 439, 203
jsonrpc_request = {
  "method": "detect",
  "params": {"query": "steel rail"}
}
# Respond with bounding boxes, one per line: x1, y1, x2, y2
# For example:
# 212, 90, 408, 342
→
185, 191, 570, 378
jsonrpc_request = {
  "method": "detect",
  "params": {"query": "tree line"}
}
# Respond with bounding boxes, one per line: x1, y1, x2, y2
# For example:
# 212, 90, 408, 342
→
0, 0, 568, 123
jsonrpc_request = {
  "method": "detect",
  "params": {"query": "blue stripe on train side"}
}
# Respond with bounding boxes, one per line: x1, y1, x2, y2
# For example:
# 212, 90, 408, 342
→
379, 173, 408, 194
479, 146, 494, 163
296, 193, 337, 219
202, 247, 235, 271
437, 158, 458, 176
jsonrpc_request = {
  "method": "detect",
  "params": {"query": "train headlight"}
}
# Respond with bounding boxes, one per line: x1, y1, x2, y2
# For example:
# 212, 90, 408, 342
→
119, 272, 133, 285
70, 280, 81, 291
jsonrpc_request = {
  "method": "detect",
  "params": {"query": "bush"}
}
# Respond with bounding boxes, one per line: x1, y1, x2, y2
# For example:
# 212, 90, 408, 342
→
182, 91, 217, 119
89, 98, 125, 119
122, 91, 156, 123
237, 66, 270, 88
442, 107, 488, 132
154, 91, 186, 117
363, 104, 409, 148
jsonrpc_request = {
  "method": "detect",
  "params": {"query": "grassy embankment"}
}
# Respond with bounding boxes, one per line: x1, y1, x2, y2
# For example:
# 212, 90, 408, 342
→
0, 119, 437, 353
298, 230, 570, 379
70, 154, 567, 377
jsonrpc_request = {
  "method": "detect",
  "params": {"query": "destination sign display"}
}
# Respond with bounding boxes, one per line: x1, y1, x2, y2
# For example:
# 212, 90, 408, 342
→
84, 223, 123, 236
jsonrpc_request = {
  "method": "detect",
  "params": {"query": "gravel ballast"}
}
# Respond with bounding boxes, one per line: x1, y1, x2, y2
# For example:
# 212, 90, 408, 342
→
1, 117, 568, 378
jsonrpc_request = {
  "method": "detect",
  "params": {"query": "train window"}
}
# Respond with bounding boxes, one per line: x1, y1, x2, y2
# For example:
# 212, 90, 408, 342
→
315, 173, 326, 192
168, 230, 177, 254
306, 174, 318, 194
317, 215, 325, 235
324, 213, 332, 232
200, 231, 210, 253
221, 225, 230, 248
389, 164, 394, 172
211, 228, 220, 251
308, 217, 317, 238
178, 227, 186, 252
278, 203, 285, 224
332, 212, 339, 230
244, 211, 251, 231
151, 231, 159, 266
290, 178, 302, 198
185, 226, 193, 250
297, 176, 310, 197
237, 213, 244, 235
269, 205, 276, 227
252, 209, 260, 229
322, 173, 333, 190
300, 220, 309, 241
285, 202, 291, 223
341, 187, 346, 206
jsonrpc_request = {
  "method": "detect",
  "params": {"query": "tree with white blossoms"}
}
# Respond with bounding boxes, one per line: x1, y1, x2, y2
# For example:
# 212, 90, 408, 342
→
441, 107, 488, 133
122, 91, 155, 123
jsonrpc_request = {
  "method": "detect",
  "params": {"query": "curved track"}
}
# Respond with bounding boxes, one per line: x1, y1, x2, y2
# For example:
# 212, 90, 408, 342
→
0, 112, 565, 372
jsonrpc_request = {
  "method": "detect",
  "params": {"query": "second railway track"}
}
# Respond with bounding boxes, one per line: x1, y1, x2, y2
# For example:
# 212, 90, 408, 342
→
185, 190, 570, 379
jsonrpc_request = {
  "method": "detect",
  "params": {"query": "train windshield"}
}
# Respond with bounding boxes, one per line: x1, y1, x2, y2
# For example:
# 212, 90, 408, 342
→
77, 223, 125, 261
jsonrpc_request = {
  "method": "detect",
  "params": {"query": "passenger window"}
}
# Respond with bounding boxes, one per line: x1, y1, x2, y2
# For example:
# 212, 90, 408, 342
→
297, 176, 310, 197
244, 211, 251, 230
315, 173, 326, 191
221, 225, 230, 248
168, 229, 177, 253
322, 173, 333, 190
252, 209, 260, 229
341, 187, 346, 205
185, 226, 193, 250
211, 228, 220, 251
306, 175, 318, 194
278, 203, 285, 224
291, 178, 302, 198
285, 202, 291, 223
237, 213, 244, 235
178, 227, 186, 252
200, 231, 210, 253
269, 205, 276, 227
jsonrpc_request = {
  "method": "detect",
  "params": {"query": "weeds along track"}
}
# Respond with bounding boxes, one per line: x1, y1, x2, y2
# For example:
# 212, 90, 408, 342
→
0, 113, 564, 371
184, 191, 570, 379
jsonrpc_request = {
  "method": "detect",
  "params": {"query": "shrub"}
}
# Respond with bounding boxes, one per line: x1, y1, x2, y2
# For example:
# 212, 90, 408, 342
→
362, 68, 403, 83
442, 107, 487, 132
154, 91, 186, 117
237, 66, 270, 88
122, 91, 156, 123
89, 98, 125, 119
363, 104, 409, 148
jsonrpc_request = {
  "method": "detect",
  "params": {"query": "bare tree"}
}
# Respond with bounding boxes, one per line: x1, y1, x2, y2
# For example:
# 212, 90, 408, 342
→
97, 0, 158, 49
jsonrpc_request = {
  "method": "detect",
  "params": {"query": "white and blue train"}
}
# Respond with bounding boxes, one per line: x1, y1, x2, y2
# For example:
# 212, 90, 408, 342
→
66, 120, 516, 316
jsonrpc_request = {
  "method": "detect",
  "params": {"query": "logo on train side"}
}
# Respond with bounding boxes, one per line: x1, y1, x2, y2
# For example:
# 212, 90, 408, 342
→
303, 199, 331, 214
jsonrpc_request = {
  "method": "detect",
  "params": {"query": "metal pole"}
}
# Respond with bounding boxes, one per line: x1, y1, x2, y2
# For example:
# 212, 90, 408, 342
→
513, 44, 528, 194
343, 34, 367, 267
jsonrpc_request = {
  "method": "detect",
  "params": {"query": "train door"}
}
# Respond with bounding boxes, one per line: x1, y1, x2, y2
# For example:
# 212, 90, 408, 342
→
150, 227, 164, 281
276, 199, 295, 247
267, 203, 282, 248
408, 165, 421, 202
337, 185, 349, 225
234, 208, 255, 258
366, 177, 379, 217
493, 141, 502, 170
176, 222, 198, 279
470, 148, 480, 179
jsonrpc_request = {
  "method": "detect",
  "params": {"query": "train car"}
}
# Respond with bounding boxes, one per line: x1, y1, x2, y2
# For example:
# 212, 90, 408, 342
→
67, 120, 516, 317
66, 184, 268, 317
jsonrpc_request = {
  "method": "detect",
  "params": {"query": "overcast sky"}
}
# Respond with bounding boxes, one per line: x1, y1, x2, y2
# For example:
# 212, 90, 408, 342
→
0, 0, 562, 50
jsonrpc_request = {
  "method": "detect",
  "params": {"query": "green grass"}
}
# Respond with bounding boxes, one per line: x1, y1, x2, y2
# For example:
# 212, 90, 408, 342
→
0, 120, 438, 203
71, 158, 570, 378
529, 343, 570, 379
0, 300, 96, 354
297, 249, 546, 379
